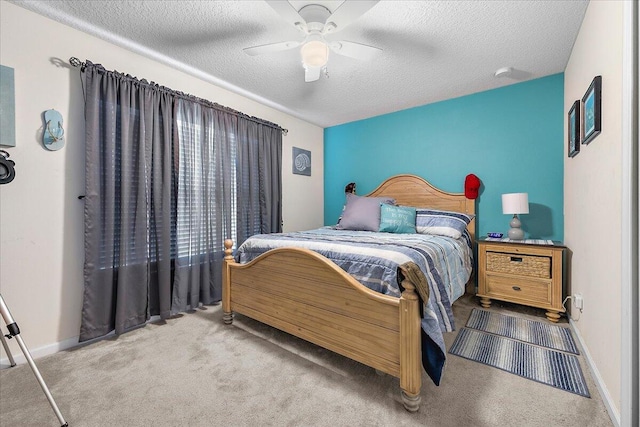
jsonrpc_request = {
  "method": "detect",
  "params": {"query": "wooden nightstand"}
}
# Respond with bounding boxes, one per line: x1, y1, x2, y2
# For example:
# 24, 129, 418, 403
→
476, 239, 566, 322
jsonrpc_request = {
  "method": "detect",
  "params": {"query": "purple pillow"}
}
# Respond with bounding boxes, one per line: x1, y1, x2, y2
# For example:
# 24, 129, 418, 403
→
336, 193, 395, 231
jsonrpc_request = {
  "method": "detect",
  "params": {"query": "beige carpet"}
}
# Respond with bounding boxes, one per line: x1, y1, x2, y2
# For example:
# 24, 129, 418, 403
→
0, 295, 613, 427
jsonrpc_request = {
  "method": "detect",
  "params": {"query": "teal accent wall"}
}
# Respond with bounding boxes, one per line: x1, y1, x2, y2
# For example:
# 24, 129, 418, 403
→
324, 74, 565, 241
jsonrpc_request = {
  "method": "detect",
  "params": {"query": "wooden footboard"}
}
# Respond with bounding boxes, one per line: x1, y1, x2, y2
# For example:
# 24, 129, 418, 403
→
222, 240, 422, 412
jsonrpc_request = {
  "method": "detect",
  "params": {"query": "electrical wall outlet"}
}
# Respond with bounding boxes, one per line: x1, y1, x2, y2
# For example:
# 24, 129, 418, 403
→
573, 293, 584, 310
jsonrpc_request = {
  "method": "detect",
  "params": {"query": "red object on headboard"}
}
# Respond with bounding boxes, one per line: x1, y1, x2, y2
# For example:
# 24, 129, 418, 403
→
464, 174, 481, 199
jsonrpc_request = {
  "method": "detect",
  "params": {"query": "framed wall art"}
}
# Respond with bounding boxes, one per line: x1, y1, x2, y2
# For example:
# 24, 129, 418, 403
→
582, 75, 601, 145
292, 147, 311, 176
568, 100, 580, 158
0, 64, 16, 147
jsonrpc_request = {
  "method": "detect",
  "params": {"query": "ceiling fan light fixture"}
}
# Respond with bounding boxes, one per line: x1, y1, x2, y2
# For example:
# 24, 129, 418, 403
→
247, 1, 382, 81
301, 39, 329, 68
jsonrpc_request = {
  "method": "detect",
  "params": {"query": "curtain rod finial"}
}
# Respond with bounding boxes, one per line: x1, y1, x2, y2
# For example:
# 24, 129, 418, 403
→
69, 57, 84, 68
282, 128, 288, 136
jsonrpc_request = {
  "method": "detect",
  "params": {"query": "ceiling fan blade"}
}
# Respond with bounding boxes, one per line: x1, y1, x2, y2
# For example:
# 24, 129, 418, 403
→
243, 40, 301, 56
265, 0, 307, 32
304, 66, 322, 82
328, 40, 382, 61
323, 0, 379, 34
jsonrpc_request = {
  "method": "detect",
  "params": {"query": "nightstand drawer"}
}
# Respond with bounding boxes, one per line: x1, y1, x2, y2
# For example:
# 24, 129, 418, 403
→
485, 274, 551, 305
486, 251, 551, 279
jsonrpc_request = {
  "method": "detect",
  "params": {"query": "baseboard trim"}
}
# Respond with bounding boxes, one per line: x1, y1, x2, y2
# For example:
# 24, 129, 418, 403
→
0, 315, 161, 368
570, 318, 620, 427
1, 334, 81, 368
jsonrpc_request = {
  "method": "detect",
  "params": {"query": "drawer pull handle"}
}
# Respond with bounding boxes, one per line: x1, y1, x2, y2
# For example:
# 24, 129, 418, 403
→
512, 286, 521, 291
510, 257, 523, 262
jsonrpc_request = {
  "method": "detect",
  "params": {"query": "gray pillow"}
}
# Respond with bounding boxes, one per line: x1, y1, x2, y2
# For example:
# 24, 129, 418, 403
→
336, 193, 395, 231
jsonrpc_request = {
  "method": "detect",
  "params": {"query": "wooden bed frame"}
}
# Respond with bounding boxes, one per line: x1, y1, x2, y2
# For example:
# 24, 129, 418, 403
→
222, 174, 475, 412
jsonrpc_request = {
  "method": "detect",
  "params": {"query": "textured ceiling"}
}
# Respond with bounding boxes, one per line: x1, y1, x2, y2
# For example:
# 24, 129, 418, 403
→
11, 0, 588, 128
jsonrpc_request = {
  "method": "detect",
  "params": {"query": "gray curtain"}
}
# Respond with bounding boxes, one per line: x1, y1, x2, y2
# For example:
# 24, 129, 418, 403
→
80, 62, 173, 341
79, 61, 283, 341
170, 99, 283, 312
236, 120, 283, 245
171, 99, 236, 313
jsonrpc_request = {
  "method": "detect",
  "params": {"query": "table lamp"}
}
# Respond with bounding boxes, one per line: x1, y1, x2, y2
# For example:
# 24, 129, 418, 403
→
502, 193, 529, 240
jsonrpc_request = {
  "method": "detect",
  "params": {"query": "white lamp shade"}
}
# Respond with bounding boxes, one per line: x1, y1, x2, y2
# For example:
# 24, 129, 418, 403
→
502, 193, 529, 215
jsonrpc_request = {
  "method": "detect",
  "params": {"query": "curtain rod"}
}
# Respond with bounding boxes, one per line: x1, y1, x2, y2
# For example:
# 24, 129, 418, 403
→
69, 57, 288, 136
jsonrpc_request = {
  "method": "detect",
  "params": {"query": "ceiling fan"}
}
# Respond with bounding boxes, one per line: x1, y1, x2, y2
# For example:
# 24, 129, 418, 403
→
243, 1, 382, 82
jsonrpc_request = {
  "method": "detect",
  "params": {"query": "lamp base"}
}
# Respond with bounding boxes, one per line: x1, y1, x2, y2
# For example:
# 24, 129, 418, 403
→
508, 227, 525, 240
507, 214, 524, 240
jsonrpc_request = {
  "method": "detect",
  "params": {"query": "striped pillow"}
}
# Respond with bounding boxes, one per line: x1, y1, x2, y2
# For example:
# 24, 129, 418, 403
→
415, 209, 474, 239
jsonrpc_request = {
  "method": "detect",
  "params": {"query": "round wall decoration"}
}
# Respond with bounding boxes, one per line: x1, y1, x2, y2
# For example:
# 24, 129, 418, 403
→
292, 147, 311, 176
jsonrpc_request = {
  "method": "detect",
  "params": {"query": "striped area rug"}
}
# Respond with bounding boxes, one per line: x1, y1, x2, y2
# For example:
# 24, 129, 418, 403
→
466, 309, 579, 354
449, 328, 590, 397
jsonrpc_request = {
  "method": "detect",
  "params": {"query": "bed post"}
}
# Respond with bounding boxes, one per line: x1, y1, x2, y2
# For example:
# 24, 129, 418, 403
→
222, 239, 234, 325
399, 278, 422, 412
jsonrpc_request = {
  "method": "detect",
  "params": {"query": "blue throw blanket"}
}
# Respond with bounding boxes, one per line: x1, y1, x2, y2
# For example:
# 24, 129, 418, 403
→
235, 227, 473, 385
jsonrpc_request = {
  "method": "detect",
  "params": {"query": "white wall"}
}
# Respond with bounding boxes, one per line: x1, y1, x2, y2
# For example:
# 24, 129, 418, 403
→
0, 2, 324, 361
564, 0, 623, 421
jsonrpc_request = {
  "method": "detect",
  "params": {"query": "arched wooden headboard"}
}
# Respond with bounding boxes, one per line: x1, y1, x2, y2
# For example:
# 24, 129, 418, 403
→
366, 174, 476, 241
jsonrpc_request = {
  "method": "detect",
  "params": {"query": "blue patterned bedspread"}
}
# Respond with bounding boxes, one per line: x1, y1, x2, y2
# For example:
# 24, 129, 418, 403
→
235, 227, 473, 385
